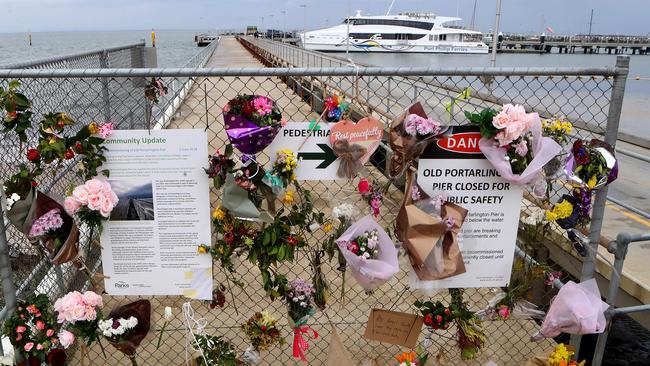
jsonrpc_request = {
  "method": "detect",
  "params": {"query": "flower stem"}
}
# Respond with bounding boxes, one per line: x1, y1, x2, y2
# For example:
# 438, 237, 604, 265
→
156, 321, 167, 349
97, 337, 107, 359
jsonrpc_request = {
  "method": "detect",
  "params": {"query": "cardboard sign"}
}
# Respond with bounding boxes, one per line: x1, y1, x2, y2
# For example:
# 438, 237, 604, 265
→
416, 125, 522, 288
363, 309, 423, 348
267, 122, 342, 180
329, 117, 383, 164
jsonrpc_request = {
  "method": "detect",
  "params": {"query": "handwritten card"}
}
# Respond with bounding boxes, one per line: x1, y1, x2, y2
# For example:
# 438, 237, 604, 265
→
363, 309, 424, 348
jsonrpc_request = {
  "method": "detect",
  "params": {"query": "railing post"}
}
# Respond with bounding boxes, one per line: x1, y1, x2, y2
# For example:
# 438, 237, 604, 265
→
591, 233, 631, 366
0, 213, 18, 357
99, 50, 112, 122
572, 55, 629, 354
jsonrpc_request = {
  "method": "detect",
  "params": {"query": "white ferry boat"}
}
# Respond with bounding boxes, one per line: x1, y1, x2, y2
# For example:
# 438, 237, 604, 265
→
300, 10, 488, 54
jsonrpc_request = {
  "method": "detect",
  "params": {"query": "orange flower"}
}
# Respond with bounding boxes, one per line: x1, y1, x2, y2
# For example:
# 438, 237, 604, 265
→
395, 351, 416, 364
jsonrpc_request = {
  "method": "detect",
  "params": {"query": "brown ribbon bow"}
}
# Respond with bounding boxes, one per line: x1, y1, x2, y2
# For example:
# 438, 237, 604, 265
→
332, 139, 367, 179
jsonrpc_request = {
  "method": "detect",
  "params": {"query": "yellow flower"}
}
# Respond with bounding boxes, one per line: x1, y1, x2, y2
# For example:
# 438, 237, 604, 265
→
48, 136, 58, 145
197, 245, 209, 254
546, 200, 573, 221
323, 223, 333, 233
260, 310, 276, 326
212, 206, 226, 220
88, 122, 99, 134
283, 191, 294, 205
223, 223, 233, 232
587, 175, 598, 188
549, 344, 574, 366
291, 173, 297, 182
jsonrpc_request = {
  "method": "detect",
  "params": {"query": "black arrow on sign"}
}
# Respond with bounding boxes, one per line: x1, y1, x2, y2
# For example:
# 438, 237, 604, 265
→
298, 143, 337, 169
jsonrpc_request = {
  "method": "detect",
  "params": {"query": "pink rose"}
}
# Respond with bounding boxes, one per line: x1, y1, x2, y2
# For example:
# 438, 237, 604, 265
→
109, 191, 119, 205
58, 330, 75, 349
26, 304, 39, 314
36, 320, 45, 330
492, 110, 512, 130
24, 342, 34, 352
223, 103, 231, 113
99, 197, 114, 218
70, 305, 87, 321
84, 178, 104, 194
87, 193, 102, 211
72, 185, 89, 204
82, 291, 103, 308
46, 329, 55, 337
16, 325, 27, 333
36, 344, 44, 351
64, 197, 82, 215
98, 122, 114, 139
498, 305, 510, 319
84, 307, 97, 321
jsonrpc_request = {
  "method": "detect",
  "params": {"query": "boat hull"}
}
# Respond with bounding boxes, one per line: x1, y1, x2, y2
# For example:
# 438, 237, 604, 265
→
301, 41, 489, 54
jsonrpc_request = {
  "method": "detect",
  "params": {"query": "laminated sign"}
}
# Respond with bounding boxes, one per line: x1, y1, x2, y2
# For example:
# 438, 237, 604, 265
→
416, 126, 523, 288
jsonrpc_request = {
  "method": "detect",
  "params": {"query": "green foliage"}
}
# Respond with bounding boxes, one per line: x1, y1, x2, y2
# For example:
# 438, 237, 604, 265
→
0, 81, 33, 142
192, 334, 246, 366
464, 108, 499, 139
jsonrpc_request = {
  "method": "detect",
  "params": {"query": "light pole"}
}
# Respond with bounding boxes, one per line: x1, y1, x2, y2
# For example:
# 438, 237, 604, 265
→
299, 4, 307, 32
490, 0, 502, 67
281, 10, 286, 41
270, 14, 275, 41
261, 16, 264, 36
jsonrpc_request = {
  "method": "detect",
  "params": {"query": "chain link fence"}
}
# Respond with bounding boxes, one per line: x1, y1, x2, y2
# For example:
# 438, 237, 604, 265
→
0, 45, 629, 365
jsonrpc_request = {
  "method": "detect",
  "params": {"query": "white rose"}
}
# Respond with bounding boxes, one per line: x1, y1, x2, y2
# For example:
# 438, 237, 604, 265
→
164, 307, 173, 321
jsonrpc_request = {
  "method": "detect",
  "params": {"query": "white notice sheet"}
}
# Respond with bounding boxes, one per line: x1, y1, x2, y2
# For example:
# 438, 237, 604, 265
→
100, 129, 212, 299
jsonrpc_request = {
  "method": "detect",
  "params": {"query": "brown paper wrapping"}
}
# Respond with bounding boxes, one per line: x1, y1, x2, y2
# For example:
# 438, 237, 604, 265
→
107, 300, 152, 357
389, 102, 440, 177
7, 189, 80, 265
325, 325, 356, 366
396, 169, 468, 280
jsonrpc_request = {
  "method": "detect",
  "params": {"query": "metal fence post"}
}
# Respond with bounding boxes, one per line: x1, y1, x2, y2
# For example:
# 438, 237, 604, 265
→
591, 232, 630, 366
0, 218, 18, 357
572, 55, 629, 354
99, 50, 112, 122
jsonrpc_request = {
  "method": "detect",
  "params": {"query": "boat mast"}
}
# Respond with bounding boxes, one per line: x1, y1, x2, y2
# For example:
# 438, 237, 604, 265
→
386, 0, 396, 15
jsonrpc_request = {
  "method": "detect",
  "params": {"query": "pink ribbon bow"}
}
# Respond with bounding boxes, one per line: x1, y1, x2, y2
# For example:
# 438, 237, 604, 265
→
292, 325, 318, 362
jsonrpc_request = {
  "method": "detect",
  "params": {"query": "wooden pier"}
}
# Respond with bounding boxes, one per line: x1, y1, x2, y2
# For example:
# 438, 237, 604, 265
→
495, 34, 650, 55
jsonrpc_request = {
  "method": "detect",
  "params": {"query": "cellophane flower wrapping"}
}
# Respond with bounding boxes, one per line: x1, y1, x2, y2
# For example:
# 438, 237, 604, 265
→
223, 95, 282, 156
479, 112, 561, 186
533, 279, 607, 341
336, 215, 399, 291
564, 139, 618, 190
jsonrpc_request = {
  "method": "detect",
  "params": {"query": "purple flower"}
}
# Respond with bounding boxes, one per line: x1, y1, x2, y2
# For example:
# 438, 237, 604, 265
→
432, 194, 447, 210
29, 208, 64, 237
411, 184, 421, 201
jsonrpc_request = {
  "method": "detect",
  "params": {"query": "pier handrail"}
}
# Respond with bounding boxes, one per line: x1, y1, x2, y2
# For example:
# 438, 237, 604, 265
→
0, 41, 146, 69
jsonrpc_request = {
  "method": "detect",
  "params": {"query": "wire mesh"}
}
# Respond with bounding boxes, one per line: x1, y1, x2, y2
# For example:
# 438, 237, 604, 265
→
0, 54, 622, 365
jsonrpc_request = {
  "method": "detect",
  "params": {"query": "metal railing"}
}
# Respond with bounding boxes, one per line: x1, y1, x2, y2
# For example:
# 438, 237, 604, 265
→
0, 51, 640, 365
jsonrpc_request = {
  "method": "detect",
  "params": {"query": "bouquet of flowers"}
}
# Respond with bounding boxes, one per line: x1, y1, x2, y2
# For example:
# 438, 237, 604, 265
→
323, 94, 349, 122
205, 145, 237, 190
414, 300, 454, 331
54, 290, 105, 362
241, 311, 284, 354
340, 229, 379, 260
3, 294, 63, 365
64, 178, 118, 233
336, 215, 399, 291
525, 343, 586, 366
144, 77, 167, 104
223, 95, 283, 155
542, 118, 573, 177
357, 178, 384, 217
283, 279, 318, 362
466, 104, 561, 192
450, 289, 486, 360
565, 139, 618, 190
104, 300, 151, 366
264, 148, 298, 194
546, 193, 591, 256
390, 102, 447, 176
533, 279, 607, 341
191, 334, 245, 366
395, 349, 429, 366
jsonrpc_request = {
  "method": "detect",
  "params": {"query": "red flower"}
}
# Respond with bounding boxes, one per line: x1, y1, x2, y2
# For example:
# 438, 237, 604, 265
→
269, 328, 280, 337
347, 241, 360, 255
242, 101, 254, 116
435, 315, 443, 324
442, 323, 450, 330
261, 325, 267, 332
224, 232, 235, 245
74, 142, 83, 153
7, 111, 17, 119
31, 181, 38, 188
64, 149, 74, 160
424, 313, 433, 326
444, 308, 451, 316
357, 178, 370, 195
287, 236, 298, 246
26, 149, 40, 162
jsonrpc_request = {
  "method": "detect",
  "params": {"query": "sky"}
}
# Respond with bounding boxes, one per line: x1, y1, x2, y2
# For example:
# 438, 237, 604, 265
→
0, 0, 648, 35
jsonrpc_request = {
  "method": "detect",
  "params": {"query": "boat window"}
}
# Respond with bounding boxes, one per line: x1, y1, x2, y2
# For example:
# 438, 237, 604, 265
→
429, 35, 433, 41
349, 33, 426, 40
343, 18, 433, 30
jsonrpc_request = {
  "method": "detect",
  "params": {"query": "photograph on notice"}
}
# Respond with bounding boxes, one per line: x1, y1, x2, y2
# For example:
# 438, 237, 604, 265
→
109, 180, 155, 221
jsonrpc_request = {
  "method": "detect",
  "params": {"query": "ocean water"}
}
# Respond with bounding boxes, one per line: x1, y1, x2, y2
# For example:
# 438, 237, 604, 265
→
337, 51, 650, 142
0, 30, 647, 141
